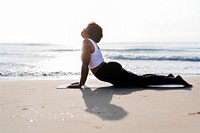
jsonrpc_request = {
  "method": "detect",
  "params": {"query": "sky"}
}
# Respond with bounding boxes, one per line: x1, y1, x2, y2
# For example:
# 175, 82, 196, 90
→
0, 0, 200, 46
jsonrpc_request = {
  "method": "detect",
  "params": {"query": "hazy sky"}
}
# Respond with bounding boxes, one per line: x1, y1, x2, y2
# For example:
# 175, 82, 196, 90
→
0, 0, 200, 45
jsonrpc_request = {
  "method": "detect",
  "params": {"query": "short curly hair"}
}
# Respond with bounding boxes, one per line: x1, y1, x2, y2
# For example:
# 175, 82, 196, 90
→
86, 22, 103, 43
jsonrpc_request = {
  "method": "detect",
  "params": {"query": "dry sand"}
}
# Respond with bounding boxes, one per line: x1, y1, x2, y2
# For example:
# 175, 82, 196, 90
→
0, 76, 200, 133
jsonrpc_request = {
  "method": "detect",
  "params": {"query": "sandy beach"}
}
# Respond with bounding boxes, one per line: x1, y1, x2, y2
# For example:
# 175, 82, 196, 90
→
0, 75, 200, 133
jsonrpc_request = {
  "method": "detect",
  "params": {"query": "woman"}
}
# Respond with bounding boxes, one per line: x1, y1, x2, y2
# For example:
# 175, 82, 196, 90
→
68, 22, 192, 88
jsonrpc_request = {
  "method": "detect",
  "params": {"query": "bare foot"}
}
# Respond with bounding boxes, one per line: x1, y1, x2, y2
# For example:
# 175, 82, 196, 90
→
176, 75, 192, 87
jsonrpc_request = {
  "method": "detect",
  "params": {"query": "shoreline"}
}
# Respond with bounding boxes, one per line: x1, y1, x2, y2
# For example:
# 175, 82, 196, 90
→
0, 74, 199, 81
0, 75, 200, 133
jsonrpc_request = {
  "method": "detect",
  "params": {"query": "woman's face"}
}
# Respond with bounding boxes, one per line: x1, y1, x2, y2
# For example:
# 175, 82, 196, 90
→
81, 28, 89, 39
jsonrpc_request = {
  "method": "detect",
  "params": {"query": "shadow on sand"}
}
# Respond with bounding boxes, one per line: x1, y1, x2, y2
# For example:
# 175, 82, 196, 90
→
80, 85, 192, 121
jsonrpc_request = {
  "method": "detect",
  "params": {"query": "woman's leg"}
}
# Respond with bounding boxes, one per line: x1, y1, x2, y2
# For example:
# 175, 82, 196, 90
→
140, 74, 191, 87
142, 74, 174, 78
94, 62, 138, 87
108, 65, 192, 87
95, 62, 191, 87
103, 62, 142, 87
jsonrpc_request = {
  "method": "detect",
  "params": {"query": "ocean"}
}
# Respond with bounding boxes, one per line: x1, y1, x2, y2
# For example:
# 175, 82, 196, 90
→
0, 42, 200, 80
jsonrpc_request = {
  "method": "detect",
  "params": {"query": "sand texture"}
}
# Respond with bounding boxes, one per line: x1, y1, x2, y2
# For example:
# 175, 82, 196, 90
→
0, 76, 200, 133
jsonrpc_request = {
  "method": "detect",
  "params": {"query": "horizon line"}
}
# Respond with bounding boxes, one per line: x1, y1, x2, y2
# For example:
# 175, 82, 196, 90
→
0, 41, 200, 45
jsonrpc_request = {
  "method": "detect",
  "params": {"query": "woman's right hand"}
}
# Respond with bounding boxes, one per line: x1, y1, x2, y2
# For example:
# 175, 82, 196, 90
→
67, 82, 82, 88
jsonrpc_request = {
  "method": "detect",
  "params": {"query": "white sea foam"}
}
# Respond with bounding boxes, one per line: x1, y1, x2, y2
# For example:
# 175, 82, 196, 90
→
0, 42, 200, 79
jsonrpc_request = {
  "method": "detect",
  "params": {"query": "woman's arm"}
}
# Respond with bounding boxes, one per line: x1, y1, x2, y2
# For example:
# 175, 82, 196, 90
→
79, 40, 91, 86
68, 40, 91, 88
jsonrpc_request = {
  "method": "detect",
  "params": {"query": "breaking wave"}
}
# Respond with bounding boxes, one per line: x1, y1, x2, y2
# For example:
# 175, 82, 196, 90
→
106, 55, 200, 62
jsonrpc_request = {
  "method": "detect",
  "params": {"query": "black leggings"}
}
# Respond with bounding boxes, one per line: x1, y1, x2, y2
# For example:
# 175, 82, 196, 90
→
94, 62, 177, 87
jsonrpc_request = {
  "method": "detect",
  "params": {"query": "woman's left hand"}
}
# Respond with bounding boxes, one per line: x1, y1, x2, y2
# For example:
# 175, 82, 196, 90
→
67, 82, 82, 88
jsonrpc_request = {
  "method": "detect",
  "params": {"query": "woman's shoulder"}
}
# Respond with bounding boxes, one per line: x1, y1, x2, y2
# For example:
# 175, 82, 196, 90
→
82, 38, 90, 43
82, 38, 94, 46
82, 39, 95, 52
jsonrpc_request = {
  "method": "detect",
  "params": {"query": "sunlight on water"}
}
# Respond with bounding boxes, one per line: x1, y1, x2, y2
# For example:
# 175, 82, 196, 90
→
0, 42, 200, 80
34, 51, 81, 73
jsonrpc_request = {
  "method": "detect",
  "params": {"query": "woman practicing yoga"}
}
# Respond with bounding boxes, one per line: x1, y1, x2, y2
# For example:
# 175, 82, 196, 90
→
68, 22, 192, 88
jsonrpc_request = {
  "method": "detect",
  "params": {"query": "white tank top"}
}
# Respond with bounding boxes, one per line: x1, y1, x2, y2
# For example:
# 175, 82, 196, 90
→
86, 38, 104, 69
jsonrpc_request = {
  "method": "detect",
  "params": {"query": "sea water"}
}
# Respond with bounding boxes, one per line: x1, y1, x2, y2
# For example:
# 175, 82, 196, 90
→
0, 42, 200, 80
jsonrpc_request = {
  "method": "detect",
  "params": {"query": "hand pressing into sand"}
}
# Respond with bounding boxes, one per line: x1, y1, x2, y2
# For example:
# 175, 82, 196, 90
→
67, 82, 82, 88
